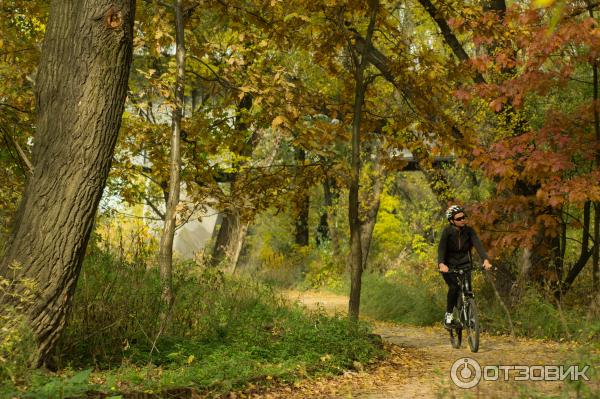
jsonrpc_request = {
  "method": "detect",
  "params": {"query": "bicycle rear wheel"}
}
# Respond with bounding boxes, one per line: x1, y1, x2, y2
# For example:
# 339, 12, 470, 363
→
466, 298, 480, 352
450, 326, 462, 348
450, 304, 462, 349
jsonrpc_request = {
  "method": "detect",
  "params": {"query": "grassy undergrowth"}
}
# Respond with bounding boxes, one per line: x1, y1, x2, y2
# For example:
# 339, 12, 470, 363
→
326, 270, 444, 326
1, 249, 383, 399
326, 268, 600, 342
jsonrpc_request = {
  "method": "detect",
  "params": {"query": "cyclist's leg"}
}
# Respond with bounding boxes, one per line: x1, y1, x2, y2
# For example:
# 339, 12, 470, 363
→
442, 272, 460, 325
464, 269, 473, 296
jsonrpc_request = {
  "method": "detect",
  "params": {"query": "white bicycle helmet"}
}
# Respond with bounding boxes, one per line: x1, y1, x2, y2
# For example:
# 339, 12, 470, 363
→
446, 205, 466, 221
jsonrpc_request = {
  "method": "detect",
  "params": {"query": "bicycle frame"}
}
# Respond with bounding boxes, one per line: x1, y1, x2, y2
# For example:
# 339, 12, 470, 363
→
453, 268, 473, 326
447, 267, 481, 352
448, 268, 475, 321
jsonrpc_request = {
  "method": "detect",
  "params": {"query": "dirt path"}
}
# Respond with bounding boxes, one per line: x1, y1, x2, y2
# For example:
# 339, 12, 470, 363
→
243, 290, 598, 399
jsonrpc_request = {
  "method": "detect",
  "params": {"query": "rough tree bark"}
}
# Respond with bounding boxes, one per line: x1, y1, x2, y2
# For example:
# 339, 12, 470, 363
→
0, 0, 135, 367
157, 0, 185, 309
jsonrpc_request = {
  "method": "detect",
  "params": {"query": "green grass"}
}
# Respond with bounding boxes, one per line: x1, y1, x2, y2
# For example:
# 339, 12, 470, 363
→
325, 268, 599, 344
328, 270, 445, 326
0, 249, 383, 399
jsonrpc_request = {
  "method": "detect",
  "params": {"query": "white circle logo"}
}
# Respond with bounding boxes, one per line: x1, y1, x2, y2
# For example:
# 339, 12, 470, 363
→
451, 357, 482, 388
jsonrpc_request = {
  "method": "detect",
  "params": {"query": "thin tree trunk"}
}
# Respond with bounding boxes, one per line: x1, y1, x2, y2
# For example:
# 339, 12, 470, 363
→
561, 202, 593, 293
360, 144, 386, 269
157, 0, 185, 308
594, 204, 599, 291
227, 135, 283, 273
2, 129, 33, 174
210, 94, 254, 267
590, 5, 600, 291
560, 216, 567, 264
348, 71, 365, 321
295, 198, 310, 247
0, 0, 135, 367
294, 148, 310, 247
323, 177, 341, 258
348, 2, 378, 321
316, 213, 329, 246
360, 190, 383, 270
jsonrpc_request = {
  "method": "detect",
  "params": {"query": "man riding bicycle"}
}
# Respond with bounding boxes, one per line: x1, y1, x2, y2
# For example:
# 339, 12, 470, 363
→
438, 205, 492, 328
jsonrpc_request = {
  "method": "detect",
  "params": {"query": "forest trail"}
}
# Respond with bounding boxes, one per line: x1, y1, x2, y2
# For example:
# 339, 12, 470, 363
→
247, 290, 598, 399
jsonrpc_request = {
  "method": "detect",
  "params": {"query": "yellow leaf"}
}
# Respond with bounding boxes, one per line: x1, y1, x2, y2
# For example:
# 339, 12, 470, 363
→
271, 115, 286, 128
533, 0, 555, 7
186, 354, 195, 364
320, 354, 332, 362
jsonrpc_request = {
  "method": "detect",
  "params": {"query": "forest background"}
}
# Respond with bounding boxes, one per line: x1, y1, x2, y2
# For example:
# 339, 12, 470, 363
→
1, 0, 600, 397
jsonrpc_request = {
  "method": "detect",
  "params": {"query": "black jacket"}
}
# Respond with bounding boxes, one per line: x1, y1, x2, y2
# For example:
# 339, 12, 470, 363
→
437, 225, 489, 268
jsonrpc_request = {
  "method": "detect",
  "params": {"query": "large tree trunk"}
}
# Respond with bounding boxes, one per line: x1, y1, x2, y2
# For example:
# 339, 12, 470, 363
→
0, 0, 135, 367
227, 220, 249, 275
157, 0, 185, 309
211, 208, 236, 266
211, 207, 246, 272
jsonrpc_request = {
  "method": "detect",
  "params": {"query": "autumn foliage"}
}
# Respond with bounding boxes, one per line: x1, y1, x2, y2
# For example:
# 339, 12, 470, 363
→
445, 3, 600, 278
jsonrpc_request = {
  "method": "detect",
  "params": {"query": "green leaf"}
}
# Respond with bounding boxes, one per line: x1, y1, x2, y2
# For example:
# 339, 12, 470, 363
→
68, 368, 92, 384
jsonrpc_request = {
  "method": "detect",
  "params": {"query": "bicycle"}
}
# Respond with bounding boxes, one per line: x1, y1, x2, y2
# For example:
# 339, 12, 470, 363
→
446, 267, 480, 352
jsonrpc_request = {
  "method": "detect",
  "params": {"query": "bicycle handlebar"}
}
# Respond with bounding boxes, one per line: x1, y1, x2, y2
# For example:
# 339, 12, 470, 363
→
446, 265, 493, 273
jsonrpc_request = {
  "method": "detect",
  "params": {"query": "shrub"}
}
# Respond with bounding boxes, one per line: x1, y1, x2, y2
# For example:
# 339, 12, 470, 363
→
7, 247, 383, 398
0, 265, 37, 386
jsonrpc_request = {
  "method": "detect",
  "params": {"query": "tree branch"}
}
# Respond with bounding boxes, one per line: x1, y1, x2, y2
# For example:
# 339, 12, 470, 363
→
1, 128, 33, 174
416, 0, 486, 84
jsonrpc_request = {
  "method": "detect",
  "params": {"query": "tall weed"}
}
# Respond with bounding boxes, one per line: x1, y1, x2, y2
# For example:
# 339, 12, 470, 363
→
337, 263, 598, 343
19, 247, 384, 397
0, 265, 37, 385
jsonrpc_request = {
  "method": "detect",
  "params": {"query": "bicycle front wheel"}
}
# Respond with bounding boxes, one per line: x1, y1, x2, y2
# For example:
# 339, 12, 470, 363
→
466, 298, 480, 352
